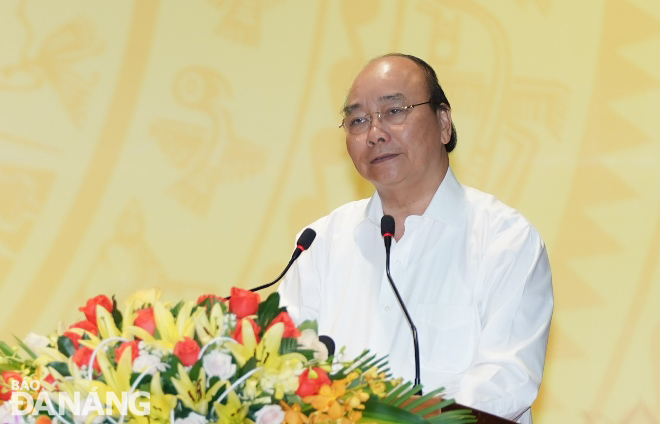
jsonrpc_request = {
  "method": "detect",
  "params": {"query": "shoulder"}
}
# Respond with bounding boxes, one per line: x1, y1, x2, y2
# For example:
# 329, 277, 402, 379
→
303, 198, 371, 239
461, 185, 544, 249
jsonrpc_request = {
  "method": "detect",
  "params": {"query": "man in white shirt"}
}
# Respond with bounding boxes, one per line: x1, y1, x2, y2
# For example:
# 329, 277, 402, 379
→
278, 53, 553, 423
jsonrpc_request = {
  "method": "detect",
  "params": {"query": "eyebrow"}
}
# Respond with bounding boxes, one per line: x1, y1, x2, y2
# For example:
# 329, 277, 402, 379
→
342, 93, 407, 116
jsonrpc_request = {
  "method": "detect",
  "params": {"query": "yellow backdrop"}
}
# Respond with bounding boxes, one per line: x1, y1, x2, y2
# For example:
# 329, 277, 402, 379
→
1, 0, 659, 422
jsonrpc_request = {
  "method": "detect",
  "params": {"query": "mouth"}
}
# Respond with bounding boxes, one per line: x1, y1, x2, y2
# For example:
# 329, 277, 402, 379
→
370, 153, 399, 164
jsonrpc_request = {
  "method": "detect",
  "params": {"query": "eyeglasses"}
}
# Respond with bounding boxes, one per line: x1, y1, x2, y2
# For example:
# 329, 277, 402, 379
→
339, 101, 433, 135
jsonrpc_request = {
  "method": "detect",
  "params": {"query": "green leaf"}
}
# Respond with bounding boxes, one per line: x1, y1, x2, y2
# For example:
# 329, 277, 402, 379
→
382, 381, 416, 406
427, 409, 477, 424
111, 302, 123, 332
57, 336, 76, 357
256, 292, 281, 329
13, 335, 38, 359
48, 362, 71, 377
130, 372, 152, 387
296, 320, 318, 334
239, 356, 258, 376
362, 396, 429, 424
0, 341, 15, 356
400, 387, 446, 411
170, 301, 185, 318
189, 361, 202, 380
278, 338, 299, 355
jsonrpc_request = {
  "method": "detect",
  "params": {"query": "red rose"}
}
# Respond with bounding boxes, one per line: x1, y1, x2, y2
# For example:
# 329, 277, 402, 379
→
64, 320, 98, 350
43, 374, 56, 390
173, 338, 200, 367
71, 346, 100, 373
79, 295, 113, 324
232, 317, 261, 345
115, 341, 140, 363
266, 311, 301, 339
197, 294, 225, 305
0, 371, 22, 401
63, 331, 82, 349
70, 320, 98, 336
296, 367, 330, 397
228, 287, 260, 319
134, 308, 156, 336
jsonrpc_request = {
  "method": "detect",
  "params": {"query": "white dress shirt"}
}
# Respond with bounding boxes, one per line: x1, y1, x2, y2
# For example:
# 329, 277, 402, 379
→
278, 167, 553, 423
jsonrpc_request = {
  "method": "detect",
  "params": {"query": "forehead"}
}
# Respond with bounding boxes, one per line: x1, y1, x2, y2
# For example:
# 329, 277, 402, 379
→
345, 57, 426, 111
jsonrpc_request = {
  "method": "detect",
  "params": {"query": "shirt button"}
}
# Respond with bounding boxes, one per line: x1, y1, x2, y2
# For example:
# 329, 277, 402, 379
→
395, 260, 401, 267
384, 306, 391, 312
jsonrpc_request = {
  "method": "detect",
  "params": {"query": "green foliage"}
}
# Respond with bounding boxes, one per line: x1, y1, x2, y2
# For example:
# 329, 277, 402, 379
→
170, 300, 185, 318
297, 320, 318, 334
47, 362, 71, 377
111, 295, 123, 331
255, 292, 282, 330
57, 336, 76, 357
0, 341, 14, 357
13, 335, 38, 359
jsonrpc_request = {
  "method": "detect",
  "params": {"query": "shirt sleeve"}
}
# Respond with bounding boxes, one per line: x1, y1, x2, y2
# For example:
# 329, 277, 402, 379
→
440, 223, 553, 422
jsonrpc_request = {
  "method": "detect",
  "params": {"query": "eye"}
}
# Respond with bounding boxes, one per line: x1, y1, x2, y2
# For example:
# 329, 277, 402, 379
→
348, 116, 368, 127
385, 107, 405, 116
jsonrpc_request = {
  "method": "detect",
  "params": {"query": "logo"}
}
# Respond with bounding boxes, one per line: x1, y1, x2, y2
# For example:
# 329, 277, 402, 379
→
10, 380, 150, 417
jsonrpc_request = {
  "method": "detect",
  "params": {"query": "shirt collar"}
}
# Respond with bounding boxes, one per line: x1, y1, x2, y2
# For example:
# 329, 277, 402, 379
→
361, 166, 466, 231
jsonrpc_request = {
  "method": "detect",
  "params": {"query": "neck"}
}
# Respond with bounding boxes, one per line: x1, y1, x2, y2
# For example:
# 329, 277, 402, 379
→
377, 165, 449, 241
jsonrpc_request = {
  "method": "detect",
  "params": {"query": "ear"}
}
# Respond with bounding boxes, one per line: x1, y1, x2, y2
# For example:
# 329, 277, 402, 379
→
436, 107, 452, 146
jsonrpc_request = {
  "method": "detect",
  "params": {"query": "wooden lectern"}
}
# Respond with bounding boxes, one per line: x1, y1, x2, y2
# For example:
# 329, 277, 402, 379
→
408, 397, 516, 423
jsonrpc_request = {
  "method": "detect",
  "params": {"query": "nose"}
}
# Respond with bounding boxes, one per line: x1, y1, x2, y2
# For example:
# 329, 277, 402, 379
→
366, 116, 388, 146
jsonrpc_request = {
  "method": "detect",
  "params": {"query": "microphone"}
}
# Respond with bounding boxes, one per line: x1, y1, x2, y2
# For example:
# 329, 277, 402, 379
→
249, 228, 316, 293
227, 228, 316, 298
318, 335, 335, 357
381, 215, 421, 392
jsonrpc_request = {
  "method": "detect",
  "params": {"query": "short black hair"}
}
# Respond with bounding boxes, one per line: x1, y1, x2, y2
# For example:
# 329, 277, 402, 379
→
377, 53, 457, 153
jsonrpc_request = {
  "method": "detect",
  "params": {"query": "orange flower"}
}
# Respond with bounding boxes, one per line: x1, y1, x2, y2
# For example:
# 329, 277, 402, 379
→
280, 401, 309, 424
35, 416, 52, 424
303, 380, 347, 420
368, 380, 387, 397
345, 389, 369, 411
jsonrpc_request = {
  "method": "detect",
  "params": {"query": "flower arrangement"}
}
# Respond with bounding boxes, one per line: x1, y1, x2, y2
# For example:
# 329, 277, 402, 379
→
0, 288, 475, 423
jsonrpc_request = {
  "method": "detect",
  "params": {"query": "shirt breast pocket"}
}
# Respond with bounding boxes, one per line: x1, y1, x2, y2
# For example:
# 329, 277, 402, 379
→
415, 303, 478, 374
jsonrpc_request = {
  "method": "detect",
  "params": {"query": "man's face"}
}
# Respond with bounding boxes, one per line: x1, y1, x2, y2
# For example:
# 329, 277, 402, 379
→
343, 57, 452, 192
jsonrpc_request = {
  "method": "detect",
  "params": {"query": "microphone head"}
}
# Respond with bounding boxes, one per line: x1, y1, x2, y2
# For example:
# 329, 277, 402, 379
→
297, 228, 316, 251
318, 335, 335, 357
381, 215, 395, 238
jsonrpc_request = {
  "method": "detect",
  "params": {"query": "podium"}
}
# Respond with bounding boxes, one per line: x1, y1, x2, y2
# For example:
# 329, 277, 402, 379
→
407, 397, 516, 423
442, 402, 516, 423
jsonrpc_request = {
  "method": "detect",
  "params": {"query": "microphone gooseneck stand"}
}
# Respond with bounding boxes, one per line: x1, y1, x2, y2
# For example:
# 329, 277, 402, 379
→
381, 215, 421, 393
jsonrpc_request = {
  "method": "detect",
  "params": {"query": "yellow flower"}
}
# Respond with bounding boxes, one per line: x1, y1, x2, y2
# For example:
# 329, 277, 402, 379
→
123, 300, 196, 350
303, 380, 347, 420
345, 389, 369, 410
125, 288, 162, 312
368, 380, 387, 398
192, 302, 225, 346
170, 363, 224, 416
214, 390, 254, 424
225, 321, 306, 398
280, 401, 309, 424
145, 371, 177, 422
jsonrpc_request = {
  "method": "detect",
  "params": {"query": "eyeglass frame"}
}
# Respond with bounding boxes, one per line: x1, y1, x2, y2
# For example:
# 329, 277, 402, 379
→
338, 100, 435, 133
